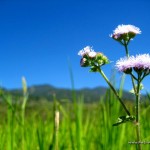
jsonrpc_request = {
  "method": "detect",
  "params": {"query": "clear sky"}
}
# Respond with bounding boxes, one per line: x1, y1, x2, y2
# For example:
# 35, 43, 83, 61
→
0, 0, 150, 91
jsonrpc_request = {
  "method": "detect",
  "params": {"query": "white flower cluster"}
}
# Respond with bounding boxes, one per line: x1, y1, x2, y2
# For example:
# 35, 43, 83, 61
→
113, 24, 141, 35
78, 46, 97, 58
110, 24, 141, 40
116, 54, 150, 72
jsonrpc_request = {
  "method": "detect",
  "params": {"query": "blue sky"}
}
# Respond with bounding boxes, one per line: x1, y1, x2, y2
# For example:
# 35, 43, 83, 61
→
0, 0, 150, 91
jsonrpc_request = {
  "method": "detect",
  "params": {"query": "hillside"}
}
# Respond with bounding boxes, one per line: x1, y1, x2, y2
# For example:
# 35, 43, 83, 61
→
6, 84, 135, 102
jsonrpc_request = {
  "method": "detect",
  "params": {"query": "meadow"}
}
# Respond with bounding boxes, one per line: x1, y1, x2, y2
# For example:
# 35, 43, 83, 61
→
0, 85, 150, 150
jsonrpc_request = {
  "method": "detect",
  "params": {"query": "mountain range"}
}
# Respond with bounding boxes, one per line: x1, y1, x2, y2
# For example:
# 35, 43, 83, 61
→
4, 84, 135, 102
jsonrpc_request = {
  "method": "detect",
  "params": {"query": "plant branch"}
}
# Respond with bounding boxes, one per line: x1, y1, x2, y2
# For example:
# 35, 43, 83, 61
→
97, 68, 131, 116
135, 74, 142, 150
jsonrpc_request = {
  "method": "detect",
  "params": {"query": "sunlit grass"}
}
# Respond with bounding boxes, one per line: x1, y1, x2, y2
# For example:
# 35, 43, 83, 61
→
0, 85, 150, 150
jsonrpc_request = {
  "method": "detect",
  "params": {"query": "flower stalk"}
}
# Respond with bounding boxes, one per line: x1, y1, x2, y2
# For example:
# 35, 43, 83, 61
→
124, 41, 129, 58
123, 40, 137, 95
135, 74, 142, 150
78, 24, 147, 149
21, 77, 28, 150
97, 68, 131, 116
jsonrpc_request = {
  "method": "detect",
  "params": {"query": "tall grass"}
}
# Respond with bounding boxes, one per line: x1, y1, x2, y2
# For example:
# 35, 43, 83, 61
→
0, 84, 150, 149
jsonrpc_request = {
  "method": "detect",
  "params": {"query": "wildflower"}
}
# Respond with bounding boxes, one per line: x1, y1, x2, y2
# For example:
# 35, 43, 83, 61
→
110, 24, 141, 42
116, 57, 133, 73
78, 46, 94, 56
78, 46, 109, 70
116, 54, 150, 74
88, 51, 97, 58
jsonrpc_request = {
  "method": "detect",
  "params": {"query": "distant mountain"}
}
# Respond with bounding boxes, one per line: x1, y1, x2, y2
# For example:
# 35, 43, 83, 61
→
7, 84, 135, 102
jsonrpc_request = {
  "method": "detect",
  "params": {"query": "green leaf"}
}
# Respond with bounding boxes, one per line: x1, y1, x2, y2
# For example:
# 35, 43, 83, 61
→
113, 115, 135, 126
129, 83, 144, 94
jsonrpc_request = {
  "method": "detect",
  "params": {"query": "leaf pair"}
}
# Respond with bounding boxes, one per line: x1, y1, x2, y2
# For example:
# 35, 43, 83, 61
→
113, 115, 135, 126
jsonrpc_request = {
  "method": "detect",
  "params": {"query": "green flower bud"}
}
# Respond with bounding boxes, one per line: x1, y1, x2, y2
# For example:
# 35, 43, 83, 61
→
124, 68, 132, 74
96, 53, 109, 66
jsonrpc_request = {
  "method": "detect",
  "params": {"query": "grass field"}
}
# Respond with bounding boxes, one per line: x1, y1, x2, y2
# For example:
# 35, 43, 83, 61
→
0, 87, 150, 150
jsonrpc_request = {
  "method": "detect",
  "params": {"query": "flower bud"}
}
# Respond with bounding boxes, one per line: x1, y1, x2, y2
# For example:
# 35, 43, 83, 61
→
96, 53, 109, 66
123, 68, 132, 74
80, 58, 89, 67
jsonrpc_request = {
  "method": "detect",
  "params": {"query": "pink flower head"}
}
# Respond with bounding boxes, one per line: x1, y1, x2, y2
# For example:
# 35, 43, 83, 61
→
116, 57, 133, 73
88, 51, 97, 58
110, 24, 141, 41
78, 46, 109, 69
116, 54, 150, 73
78, 46, 94, 57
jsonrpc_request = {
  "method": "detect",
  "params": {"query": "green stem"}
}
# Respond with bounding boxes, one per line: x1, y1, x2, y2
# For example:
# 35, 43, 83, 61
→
123, 43, 137, 98
98, 68, 130, 116
21, 95, 28, 150
135, 75, 142, 150
141, 72, 149, 81
124, 42, 129, 58
131, 75, 137, 94
53, 95, 59, 150
21, 77, 28, 150
130, 73, 138, 81
123, 41, 142, 149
